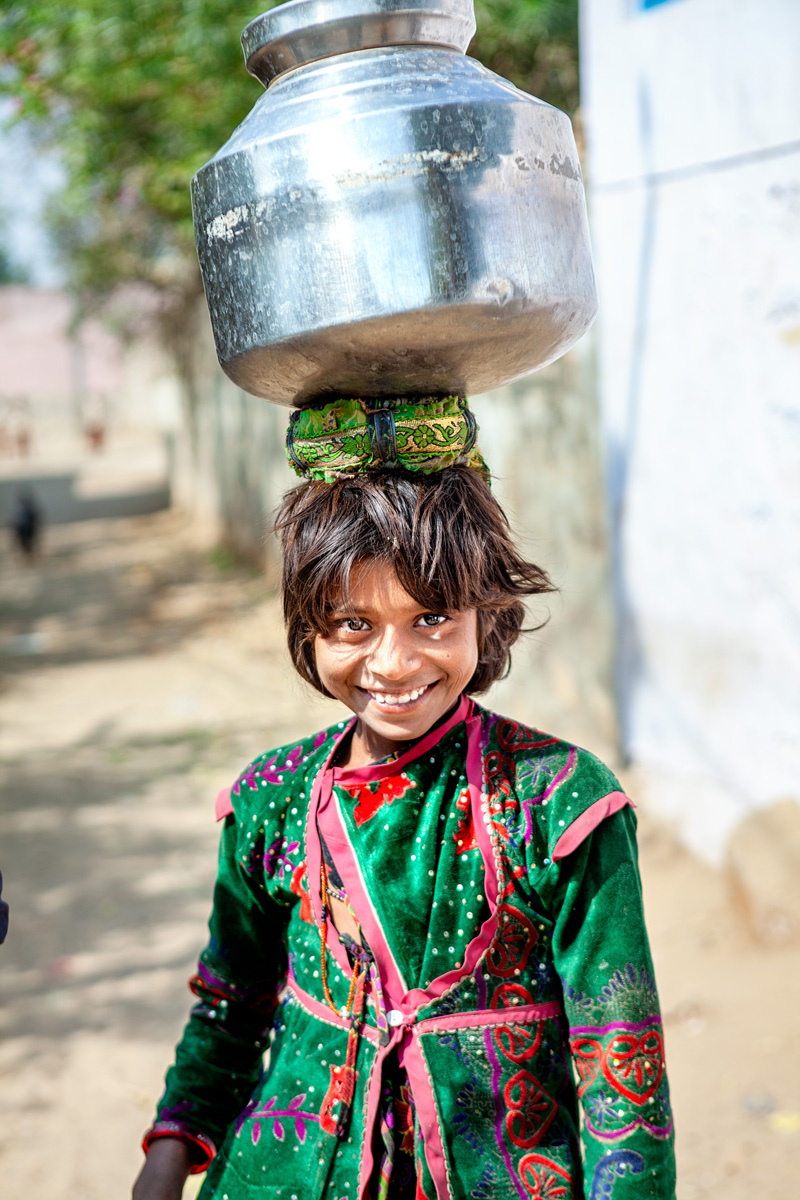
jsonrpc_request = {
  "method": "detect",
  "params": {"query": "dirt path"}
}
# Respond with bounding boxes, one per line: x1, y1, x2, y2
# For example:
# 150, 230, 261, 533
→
0, 513, 797, 1198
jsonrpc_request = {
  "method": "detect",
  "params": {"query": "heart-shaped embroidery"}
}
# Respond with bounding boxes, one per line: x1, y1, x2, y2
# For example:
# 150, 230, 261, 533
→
570, 1037, 601, 1094
497, 720, 558, 755
518, 1152, 572, 1199
600, 1028, 664, 1104
496, 1019, 545, 1064
491, 983, 544, 1063
486, 904, 538, 978
504, 1070, 557, 1148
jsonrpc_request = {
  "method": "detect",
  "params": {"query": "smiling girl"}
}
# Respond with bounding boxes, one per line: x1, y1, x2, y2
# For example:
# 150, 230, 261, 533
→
134, 397, 675, 1200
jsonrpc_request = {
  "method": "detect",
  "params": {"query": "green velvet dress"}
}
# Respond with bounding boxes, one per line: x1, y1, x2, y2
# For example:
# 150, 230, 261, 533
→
146, 696, 675, 1199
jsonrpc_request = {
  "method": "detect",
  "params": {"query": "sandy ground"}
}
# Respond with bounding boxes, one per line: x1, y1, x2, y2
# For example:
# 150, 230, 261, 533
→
0, 511, 798, 1199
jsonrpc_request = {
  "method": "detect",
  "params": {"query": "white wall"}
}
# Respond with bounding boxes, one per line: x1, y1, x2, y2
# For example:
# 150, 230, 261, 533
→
475, 337, 618, 764
582, 0, 800, 864
581, 0, 800, 859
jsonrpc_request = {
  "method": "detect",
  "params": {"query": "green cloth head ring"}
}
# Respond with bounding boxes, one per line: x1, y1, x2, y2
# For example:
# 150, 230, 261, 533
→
285, 396, 489, 483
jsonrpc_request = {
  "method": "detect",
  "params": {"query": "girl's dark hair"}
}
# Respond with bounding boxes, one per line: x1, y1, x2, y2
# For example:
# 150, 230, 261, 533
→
275, 466, 554, 695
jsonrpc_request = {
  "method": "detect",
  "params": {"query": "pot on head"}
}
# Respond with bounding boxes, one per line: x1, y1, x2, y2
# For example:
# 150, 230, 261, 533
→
191, 0, 597, 407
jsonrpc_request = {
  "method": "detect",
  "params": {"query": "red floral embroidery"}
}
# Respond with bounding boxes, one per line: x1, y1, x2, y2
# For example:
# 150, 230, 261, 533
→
570, 1037, 601, 1094
491, 982, 535, 1009
485, 748, 516, 803
486, 903, 538, 978
497, 720, 558, 757
572, 1025, 664, 1104
519, 1153, 572, 1198
604, 1028, 664, 1103
490, 983, 544, 1062
504, 1069, 557, 1148
345, 773, 417, 827
289, 863, 313, 924
452, 787, 478, 852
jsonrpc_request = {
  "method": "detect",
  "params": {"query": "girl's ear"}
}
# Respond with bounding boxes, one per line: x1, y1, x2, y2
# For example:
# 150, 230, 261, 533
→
476, 607, 499, 653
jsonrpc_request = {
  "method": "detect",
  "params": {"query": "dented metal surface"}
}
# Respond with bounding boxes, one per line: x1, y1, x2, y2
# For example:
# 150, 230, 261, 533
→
191, 0, 597, 406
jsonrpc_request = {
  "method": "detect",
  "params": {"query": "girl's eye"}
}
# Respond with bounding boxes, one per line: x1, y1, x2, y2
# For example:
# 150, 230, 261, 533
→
335, 616, 368, 633
418, 613, 448, 628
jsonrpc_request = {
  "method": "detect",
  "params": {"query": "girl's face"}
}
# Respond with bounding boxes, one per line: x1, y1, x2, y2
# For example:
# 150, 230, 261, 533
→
314, 560, 479, 766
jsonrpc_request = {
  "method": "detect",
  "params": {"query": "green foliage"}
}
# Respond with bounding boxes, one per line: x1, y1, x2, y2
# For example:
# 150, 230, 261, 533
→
0, 0, 578, 311
0, 0, 272, 305
472, 0, 579, 115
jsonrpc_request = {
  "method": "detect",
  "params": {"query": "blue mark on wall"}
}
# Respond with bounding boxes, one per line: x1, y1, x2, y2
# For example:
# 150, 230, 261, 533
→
640, 0, 683, 9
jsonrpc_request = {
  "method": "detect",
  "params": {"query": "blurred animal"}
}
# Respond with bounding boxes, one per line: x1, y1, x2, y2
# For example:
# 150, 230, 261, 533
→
0, 869, 8, 944
10, 489, 41, 560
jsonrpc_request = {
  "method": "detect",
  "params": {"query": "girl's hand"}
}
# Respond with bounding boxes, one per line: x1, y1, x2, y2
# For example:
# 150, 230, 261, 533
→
132, 1137, 197, 1200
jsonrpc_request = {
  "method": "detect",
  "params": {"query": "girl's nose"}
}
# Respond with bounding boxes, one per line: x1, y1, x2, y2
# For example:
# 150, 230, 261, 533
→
368, 626, 420, 680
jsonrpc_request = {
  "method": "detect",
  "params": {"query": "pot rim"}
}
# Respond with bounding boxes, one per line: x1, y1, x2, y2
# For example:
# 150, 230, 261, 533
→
241, 0, 476, 86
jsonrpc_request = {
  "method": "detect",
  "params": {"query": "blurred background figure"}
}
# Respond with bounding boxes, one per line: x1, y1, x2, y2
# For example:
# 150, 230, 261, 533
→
81, 392, 109, 454
0, 869, 8, 945
9, 486, 41, 562
0, 396, 34, 457
12, 396, 33, 457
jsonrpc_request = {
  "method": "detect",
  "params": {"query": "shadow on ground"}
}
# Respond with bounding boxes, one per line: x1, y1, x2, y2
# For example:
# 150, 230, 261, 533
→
0, 512, 264, 677
0, 729, 231, 1051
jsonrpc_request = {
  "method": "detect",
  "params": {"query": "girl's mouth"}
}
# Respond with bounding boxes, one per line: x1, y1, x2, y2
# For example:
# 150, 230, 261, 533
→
362, 681, 436, 709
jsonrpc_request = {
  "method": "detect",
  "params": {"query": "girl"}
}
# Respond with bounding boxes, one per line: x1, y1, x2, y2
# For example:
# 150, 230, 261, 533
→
134, 397, 675, 1200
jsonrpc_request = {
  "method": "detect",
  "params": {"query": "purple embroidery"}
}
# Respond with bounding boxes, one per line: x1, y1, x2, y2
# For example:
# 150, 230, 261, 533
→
520, 748, 578, 843
540, 748, 577, 802
264, 834, 301, 881
195, 961, 246, 998
477, 966, 527, 1200
159, 1099, 194, 1121
234, 1096, 259, 1135
485, 1024, 527, 1200
236, 1093, 320, 1146
570, 1016, 663, 1037
234, 745, 308, 795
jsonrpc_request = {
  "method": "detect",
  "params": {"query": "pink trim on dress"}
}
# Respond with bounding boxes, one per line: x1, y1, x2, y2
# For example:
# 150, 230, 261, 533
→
415, 1000, 561, 1036
309, 701, 510, 1200
313, 703, 499, 1016
314, 788, 370, 984
330, 695, 471, 787
355, 1039, 395, 1198
467, 710, 499, 911
306, 720, 360, 982
285, 975, 382, 1043
551, 791, 634, 860
215, 787, 234, 822
305, 700, 566, 1200
401, 1035, 453, 1200
398, 709, 499, 1011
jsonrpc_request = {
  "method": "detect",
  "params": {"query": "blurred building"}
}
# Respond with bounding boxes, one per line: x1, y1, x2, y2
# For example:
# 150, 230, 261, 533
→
0, 287, 119, 429
582, 0, 800, 857
0, 285, 179, 522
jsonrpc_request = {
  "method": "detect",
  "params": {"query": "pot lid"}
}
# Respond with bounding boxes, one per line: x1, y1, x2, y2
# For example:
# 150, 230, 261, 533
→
242, 0, 476, 86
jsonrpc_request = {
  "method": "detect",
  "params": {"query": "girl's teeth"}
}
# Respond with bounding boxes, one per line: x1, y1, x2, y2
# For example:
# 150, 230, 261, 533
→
372, 685, 426, 706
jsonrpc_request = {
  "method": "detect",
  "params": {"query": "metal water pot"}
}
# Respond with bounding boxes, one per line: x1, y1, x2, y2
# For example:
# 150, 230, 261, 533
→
191, 0, 597, 407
